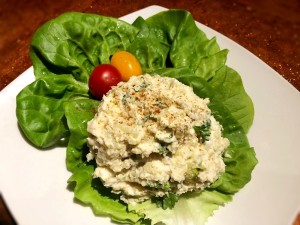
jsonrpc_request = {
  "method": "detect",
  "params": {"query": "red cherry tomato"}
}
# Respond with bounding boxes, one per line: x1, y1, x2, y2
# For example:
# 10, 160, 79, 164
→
88, 64, 122, 99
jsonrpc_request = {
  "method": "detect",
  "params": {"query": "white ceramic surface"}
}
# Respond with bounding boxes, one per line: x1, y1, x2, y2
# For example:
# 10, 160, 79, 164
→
1, 5, 300, 225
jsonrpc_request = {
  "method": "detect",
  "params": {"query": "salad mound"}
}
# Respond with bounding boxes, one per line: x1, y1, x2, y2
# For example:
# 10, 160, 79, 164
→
87, 74, 229, 205
16, 9, 257, 225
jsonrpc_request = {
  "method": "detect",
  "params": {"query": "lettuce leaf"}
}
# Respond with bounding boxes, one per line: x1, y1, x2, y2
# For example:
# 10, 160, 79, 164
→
16, 9, 257, 225
68, 164, 141, 224
129, 190, 232, 225
16, 75, 88, 148
30, 12, 139, 83
63, 98, 99, 171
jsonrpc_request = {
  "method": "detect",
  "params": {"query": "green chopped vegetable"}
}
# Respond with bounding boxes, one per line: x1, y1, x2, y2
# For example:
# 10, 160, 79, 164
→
153, 192, 179, 210
158, 145, 170, 155
193, 119, 211, 143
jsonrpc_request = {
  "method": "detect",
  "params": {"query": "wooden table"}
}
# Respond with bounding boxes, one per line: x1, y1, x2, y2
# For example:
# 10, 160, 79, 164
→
0, 0, 299, 224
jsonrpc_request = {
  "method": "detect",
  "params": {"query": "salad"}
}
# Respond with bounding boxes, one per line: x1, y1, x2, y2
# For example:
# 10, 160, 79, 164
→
87, 74, 230, 206
16, 9, 257, 225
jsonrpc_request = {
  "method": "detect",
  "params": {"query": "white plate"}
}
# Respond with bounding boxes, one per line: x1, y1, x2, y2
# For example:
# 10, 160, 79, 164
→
0, 5, 300, 225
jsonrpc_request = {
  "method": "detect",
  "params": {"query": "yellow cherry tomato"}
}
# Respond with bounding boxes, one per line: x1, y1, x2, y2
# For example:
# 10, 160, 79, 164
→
111, 51, 142, 81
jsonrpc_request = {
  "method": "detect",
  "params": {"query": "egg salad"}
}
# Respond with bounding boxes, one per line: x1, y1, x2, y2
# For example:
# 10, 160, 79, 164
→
87, 74, 229, 204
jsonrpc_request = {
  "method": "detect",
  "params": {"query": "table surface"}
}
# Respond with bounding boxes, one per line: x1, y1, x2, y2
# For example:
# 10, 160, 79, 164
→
0, 0, 299, 225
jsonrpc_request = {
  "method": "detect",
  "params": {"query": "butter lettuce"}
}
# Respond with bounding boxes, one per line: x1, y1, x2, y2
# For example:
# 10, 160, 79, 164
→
16, 9, 257, 225
16, 75, 89, 148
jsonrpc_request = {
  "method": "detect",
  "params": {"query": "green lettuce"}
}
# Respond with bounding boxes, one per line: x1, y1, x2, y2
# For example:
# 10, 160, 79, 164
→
16, 75, 89, 148
16, 9, 257, 225
64, 98, 99, 171
30, 12, 139, 82
68, 164, 142, 224
128, 190, 232, 225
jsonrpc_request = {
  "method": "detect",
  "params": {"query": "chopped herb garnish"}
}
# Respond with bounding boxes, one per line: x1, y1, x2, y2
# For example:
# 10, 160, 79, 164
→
154, 101, 168, 109
122, 94, 131, 103
134, 82, 150, 92
142, 114, 151, 124
148, 182, 171, 191
158, 145, 170, 155
193, 119, 211, 143
152, 192, 179, 210
141, 113, 152, 124
141, 112, 157, 125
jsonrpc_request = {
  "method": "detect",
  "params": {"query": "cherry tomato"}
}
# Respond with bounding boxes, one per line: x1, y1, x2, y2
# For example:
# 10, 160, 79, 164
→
111, 51, 142, 81
88, 64, 122, 99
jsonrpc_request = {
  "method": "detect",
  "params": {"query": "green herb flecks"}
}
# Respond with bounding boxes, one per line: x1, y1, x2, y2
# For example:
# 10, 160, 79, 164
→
122, 94, 131, 104
193, 119, 211, 143
148, 182, 171, 191
134, 82, 150, 92
152, 192, 179, 210
154, 101, 168, 109
142, 114, 151, 124
158, 145, 170, 155
141, 112, 157, 125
